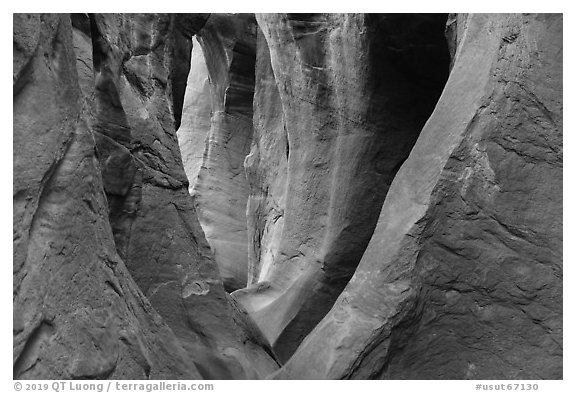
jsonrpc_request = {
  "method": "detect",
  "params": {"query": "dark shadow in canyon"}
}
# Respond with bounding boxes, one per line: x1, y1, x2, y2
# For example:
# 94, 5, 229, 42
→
176, 13, 452, 364
271, 13, 452, 363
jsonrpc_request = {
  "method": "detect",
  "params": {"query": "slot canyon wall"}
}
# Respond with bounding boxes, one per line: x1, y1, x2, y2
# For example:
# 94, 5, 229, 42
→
14, 13, 277, 380
13, 13, 562, 380
178, 13, 257, 292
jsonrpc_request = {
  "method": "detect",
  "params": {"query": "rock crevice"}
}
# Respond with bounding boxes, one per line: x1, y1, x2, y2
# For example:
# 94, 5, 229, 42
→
13, 12, 562, 380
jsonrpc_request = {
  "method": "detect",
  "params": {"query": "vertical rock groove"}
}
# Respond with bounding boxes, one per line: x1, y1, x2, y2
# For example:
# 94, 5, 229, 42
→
14, 13, 562, 380
178, 14, 257, 292
14, 12, 278, 380
232, 13, 451, 362
273, 13, 562, 379
13, 14, 203, 379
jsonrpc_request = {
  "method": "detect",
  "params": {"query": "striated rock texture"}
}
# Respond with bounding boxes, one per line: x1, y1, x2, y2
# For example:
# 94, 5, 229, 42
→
13, 13, 203, 380
14, 12, 562, 381
274, 13, 562, 379
232, 13, 450, 361
14, 13, 278, 380
71, 13, 277, 379
178, 14, 257, 292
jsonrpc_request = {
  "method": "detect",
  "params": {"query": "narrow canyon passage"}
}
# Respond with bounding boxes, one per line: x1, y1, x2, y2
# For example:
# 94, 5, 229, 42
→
178, 14, 257, 292
13, 12, 563, 380
274, 13, 563, 379
14, 13, 279, 379
177, 13, 451, 362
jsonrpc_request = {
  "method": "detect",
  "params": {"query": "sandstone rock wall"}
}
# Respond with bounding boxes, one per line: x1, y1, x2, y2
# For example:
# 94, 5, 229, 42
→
233, 13, 450, 362
77, 13, 278, 379
14, 12, 278, 380
179, 14, 257, 292
178, 35, 211, 194
273, 13, 563, 379
13, 13, 202, 379
14, 13, 562, 380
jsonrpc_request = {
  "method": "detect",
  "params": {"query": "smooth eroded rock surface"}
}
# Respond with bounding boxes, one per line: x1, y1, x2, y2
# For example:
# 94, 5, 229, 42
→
233, 13, 450, 362
14, 13, 562, 381
273, 13, 562, 379
76, 13, 278, 379
179, 14, 257, 292
14, 12, 278, 380
13, 13, 203, 380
